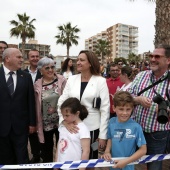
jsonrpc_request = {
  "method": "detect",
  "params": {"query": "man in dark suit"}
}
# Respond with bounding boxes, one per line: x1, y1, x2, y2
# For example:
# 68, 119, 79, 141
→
0, 48, 36, 165
24, 49, 42, 163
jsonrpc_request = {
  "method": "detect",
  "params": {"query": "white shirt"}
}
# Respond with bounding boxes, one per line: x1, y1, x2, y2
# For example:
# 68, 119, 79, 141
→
63, 71, 73, 79
119, 82, 132, 91
57, 122, 90, 162
3, 65, 17, 90
28, 66, 38, 83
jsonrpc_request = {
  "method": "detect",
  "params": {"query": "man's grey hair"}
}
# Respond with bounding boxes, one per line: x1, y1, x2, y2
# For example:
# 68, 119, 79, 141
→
156, 44, 170, 58
2, 48, 21, 60
37, 57, 54, 70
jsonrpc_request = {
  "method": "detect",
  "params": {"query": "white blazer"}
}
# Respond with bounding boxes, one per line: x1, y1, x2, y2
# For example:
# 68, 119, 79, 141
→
58, 74, 110, 139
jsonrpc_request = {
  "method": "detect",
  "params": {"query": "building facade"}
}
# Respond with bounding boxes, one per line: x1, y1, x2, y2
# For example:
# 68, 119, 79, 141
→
85, 23, 138, 63
19, 40, 50, 58
8, 44, 18, 49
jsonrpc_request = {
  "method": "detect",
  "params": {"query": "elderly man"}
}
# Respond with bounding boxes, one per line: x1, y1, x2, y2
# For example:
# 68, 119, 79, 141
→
128, 44, 170, 170
0, 48, 36, 165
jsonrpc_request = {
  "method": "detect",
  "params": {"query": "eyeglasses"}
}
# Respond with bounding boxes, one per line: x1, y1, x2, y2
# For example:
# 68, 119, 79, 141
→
0, 47, 7, 50
44, 66, 55, 71
110, 69, 119, 72
149, 54, 164, 59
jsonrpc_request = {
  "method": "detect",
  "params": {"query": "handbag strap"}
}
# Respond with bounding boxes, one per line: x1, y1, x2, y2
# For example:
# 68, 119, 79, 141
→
137, 73, 168, 96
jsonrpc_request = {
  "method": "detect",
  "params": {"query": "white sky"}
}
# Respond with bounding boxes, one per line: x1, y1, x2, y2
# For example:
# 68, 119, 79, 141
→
1, 0, 156, 56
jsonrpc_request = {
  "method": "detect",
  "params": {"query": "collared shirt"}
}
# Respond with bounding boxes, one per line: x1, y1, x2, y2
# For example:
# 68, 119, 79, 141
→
128, 70, 170, 132
106, 77, 124, 113
3, 65, 17, 90
28, 66, 38, 83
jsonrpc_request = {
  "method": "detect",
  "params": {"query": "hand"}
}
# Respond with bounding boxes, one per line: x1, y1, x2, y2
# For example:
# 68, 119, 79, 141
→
63, 121, 79, 134
138, 96, 152, 108
101, 152, 112, 161
29, 126, 36, 134
113, 159, 129, 169
98, 139, 107, 149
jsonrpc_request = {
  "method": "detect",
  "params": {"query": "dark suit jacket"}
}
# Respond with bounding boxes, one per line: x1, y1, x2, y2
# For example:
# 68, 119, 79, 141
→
0, 66, 36, 137
24, 68, 42, 83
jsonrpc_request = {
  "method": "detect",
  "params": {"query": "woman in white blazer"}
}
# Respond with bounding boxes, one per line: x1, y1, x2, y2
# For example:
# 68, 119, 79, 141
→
58, 50, 110, 161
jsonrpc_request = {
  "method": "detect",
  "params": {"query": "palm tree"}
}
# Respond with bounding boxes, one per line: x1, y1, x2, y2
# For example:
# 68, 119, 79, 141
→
130, 0, 170, 46
55, 22, 80, 57
95, 39, 111, 63
128, 52, 141, 66
9, 13, 36, 58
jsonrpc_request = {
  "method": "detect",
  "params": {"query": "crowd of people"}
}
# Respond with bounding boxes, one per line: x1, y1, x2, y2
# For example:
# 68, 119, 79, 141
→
0, 40, 170, 170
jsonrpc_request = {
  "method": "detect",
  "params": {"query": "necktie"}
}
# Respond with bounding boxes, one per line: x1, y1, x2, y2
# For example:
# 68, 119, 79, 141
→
7, 71, 14, 96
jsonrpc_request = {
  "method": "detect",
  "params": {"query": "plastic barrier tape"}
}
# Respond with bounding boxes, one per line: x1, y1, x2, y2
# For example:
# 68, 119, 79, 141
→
0, 154, 170, 169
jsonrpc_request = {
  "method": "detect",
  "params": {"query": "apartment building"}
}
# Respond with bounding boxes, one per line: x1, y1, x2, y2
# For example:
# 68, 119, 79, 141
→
19, 40, 50, 58
85, 23, 138, 62
85, 31, 108, 51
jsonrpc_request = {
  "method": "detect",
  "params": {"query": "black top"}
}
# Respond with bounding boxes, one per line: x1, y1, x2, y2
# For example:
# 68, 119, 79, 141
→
80, 82, 88, 100
42, 78, 58, 87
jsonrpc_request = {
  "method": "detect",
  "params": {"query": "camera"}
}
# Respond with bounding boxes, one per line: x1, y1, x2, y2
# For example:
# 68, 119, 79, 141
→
153, 94, 170, 124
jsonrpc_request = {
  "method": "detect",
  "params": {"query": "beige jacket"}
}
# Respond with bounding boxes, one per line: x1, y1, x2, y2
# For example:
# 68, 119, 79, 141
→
34, 74, 66, 143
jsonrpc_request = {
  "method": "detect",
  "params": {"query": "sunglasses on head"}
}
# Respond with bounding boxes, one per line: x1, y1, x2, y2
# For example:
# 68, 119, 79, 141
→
44, 66, 55, 71
149, 54, 164, 59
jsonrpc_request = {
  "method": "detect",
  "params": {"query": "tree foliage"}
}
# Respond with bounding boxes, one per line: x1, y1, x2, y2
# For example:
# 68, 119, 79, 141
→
55, 22, 80, 57
94, 39, 111, 63
9, 13, 36, 58
127, 52, 141, 65
130, 0, 170, 46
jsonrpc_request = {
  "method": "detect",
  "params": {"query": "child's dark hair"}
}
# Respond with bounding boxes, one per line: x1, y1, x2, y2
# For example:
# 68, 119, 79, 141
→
61, 97, 88, 120
113, 91, 134, 107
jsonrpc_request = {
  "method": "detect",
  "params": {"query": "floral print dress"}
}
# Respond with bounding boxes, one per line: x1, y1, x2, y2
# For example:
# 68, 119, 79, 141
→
41, 79, 59, 131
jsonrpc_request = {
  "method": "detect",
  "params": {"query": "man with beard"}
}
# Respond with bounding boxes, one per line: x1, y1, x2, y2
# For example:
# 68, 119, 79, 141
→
0, 41, 8, 64
106, 63, 124, 118
128, 44, 170, 170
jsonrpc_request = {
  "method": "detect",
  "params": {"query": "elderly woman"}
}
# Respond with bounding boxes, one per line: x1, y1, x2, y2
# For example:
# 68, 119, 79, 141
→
58, 50, 110, 163
34, 57, 66, 164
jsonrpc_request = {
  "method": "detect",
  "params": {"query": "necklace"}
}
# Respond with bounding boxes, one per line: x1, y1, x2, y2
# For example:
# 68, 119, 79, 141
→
43, 78, 54, 84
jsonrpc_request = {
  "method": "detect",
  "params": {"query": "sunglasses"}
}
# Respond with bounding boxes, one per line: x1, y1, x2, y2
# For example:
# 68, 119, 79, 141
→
44, 66, 55, 71
149, 54, 164, 59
